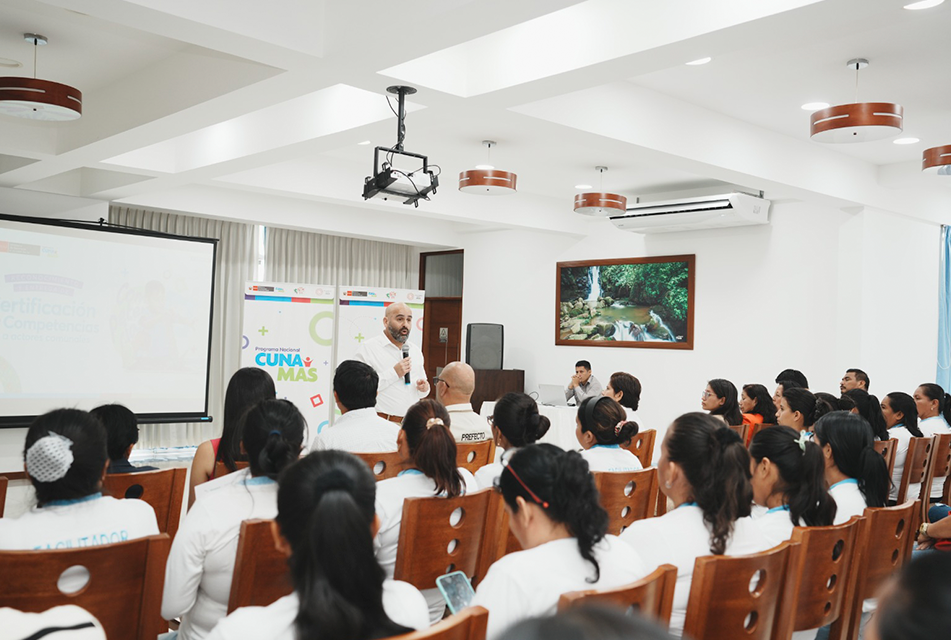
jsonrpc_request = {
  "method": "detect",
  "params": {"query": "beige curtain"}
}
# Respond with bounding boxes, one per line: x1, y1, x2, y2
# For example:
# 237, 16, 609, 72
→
109, 206, 256, 448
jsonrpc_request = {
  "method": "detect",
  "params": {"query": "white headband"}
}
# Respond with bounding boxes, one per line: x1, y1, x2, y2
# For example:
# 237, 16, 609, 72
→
26, 433, 75, 483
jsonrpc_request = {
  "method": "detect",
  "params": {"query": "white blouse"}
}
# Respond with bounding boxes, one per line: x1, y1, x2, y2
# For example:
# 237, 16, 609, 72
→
829, 478, 867, 525
753, 506, 796, 547
474, 447, 517, 490
887, 426, 914, 502
470, 536, 647, 640
579, 445, 643, 473
919, 416, 951, 498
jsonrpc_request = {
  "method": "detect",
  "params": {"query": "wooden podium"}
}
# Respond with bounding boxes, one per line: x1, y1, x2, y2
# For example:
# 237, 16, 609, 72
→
470, 369, 525, 414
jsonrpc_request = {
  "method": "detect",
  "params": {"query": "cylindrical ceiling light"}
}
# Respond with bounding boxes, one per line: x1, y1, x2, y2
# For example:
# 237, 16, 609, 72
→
459, 140, 517, 195
923, 145, 951, 175
573, 166, 627, 216
810, 59, 901, 143
0, 34, 82, 121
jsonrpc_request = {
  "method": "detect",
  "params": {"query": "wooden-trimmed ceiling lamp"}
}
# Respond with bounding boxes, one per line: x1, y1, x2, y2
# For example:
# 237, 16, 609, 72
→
0, 34, 82, 121
810, 59, 901, 143
923, 145, 951, 176
573, 166, 627, 216
459, 140, 517, 195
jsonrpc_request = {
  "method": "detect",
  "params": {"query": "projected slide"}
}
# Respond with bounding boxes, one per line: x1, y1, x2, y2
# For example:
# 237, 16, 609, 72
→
0, 215, 216, 425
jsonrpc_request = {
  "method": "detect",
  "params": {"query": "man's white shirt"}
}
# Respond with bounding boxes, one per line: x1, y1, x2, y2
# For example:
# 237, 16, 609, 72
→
445, 403, 489, 442
354, 335, 429, 416
311, 407, 399, 453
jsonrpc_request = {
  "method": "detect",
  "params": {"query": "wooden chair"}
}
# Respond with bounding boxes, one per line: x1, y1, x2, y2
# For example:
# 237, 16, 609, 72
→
929, 433, 951, 505
456, 440, 495, 474
227, 519, 293, 613
780, 516, 864, 640
352, 451, 407, 480
747, 422, 774, 446
895, 437, 935, 510
395, 489, 504, 591
873, 438, 898, 479
624, 429, 656, 467
390, 606, 488, 640
0, 475, 7, 517
682, 540, 800, 640
0, 534, 170, 640
592, 468, 659, 535
558, 563, 677, 626
655, 489, 669, 517
728, 423, 749, 444
213, 459, 250, 480
103, 468, 186, 539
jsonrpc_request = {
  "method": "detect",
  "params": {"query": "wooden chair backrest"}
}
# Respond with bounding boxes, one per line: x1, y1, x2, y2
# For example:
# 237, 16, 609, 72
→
683, 540, 799, 640
0, 534, 170, 640
103, 468, 186, 539
841, 500, 918, 640
352, 451, 407, 481
747, 423, 774, 447
0, 474, 7, 517
873, 438, 898, 479
558, 563, 677, 626
213, 459, 250, 481
227, 518, 292, 613
896, 437, 935, 505
930, 433, 951, 498
624, 429, 656, 468
395, 488, 503, 590
728, 423, 749, 444
785, 516, 864, 640
456, 440, 496, 474
390, 606, 489, 640
592, 468, 659, 535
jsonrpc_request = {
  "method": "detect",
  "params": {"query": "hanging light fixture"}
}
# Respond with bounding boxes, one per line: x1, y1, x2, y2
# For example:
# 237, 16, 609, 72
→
459, 140, 517, 195
923, 145, 951, 176
573, 166, 627, 216
0, 34, 82, 121
810, 58, 901, 143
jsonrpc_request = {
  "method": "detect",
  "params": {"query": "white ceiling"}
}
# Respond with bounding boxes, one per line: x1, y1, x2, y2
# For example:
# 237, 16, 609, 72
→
0, 0, 949, 249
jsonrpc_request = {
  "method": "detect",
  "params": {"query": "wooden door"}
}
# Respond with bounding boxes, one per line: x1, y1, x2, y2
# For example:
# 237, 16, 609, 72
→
422, 297, 462, 396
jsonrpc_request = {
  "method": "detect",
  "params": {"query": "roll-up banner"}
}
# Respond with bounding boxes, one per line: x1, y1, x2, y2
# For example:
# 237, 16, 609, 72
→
335, 287, 425, 367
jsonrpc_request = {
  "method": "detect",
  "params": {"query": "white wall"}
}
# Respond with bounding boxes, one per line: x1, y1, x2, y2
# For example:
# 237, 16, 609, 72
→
461, 200, 941, 447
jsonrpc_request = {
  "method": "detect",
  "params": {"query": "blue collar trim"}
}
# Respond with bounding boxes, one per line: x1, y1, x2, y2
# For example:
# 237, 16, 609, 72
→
766, 505, 791, 514
591, 444, 621, 450
398, 469, 425, 477
45, 492, 103, 507
830, 478, 859, 490
244, 476, 277, 486
677, 501, 698, 509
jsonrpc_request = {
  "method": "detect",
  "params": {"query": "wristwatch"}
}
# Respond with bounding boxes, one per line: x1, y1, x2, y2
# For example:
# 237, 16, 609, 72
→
919, 522, 930, 538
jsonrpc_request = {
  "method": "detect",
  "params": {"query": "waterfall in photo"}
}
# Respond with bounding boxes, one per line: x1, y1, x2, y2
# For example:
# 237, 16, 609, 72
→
587, 265, 601, 302
648, 310, 676, 341
613, 320, 643, 341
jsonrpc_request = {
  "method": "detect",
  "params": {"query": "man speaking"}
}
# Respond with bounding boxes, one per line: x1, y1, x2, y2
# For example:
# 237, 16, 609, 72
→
354, 302, 429, 423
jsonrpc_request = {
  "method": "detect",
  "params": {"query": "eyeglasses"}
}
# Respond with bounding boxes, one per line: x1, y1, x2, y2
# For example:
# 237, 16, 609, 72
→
486, 415, 495, 427
432, 377, 449, 389
701, 391, 712, 399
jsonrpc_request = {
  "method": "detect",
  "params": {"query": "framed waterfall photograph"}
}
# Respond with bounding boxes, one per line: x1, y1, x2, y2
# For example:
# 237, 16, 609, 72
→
556, 254, 695, 350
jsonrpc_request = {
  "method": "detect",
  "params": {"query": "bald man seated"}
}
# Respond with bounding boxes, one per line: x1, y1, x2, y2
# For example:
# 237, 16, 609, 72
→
434, 361, 489, 442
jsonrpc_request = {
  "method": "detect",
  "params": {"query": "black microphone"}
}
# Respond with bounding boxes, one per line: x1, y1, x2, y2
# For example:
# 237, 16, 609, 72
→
402, 344, 411, 385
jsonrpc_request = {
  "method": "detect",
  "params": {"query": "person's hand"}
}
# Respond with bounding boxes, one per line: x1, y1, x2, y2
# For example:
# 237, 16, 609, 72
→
394, 358, 411, 377
569, 374, 580, 389
415, 378, 428, 392
917, 537, 936, 550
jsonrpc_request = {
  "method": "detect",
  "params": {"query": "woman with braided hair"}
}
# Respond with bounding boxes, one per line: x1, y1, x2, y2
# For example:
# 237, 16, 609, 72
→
575, 396, 642, 472
619, 413, 770, 637
374, 399, 478, 622
205, 450, 428, 639
471, 444, 647, 640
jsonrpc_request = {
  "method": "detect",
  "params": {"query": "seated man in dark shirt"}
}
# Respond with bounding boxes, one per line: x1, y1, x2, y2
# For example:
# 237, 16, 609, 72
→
90, 403, 158, 474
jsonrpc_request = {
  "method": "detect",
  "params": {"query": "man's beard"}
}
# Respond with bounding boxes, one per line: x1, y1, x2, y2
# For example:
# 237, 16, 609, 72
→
388, 324, 409, 344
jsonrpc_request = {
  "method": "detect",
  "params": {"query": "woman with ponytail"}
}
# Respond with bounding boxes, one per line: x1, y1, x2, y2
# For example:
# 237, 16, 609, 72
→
881, 392, 924, 503
777, 387, 833, 436
844, 388, 890, 441
749, 426, 837, 545
475, 393, 551, 489
575, 396, 642, 472
701, 379, 743, 426
814, 412, 889, 523
471, 444, 647, 640
205, 451, 428, 639
163, 399, 305, 640
619, 413, 770, 637
913, 383, 951, 502
374, 399, 478, 622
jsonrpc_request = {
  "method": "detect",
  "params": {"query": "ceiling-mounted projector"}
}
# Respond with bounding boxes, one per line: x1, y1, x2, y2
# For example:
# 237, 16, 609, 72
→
362, 85, 438, 207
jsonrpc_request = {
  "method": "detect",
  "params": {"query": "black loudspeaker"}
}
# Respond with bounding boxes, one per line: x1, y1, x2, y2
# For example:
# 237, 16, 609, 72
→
466, 323, 503, 370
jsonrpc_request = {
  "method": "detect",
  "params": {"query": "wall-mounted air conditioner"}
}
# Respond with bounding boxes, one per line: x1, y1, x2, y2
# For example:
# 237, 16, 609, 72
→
609, 192, 771, 234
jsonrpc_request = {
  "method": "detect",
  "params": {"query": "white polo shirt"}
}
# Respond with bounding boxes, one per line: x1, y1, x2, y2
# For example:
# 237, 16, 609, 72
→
887, 426, 915, 502
474, 447, 517, 490
312, 407, 399, 453
753, 506, 796, 546
919, 416, 951, 498
354, 335, 429, 416
830, 478, 867, 524
445, 404, 489, 442
580, 445, 643, 472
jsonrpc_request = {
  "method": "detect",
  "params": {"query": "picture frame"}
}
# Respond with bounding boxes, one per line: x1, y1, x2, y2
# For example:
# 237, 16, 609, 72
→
556, 254, 695, 350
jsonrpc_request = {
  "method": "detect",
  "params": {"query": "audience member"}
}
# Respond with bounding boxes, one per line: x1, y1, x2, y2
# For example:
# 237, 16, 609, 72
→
749, 425, 836, 545
601, 372, 642, 420
866, 553, 951, 640
475, 393, 550, 489
701, 379, 742, 426
374, 399, 478, 622
881, 392, 924, 504
498, 605, 676, 640
773, 378, 804, 411
163, 399, 305, 640
188, 367, 276, 506
0, 606, 106, 640
575, 396, 641, 472
777, 388, 832, 436
435, 361, 488, 442
89, 403, 157, 474
354, 302, 429, 423
204, 450, 428, 640
844, 388, 889, 441
914, 383, 951, 501
619, 413, 770, 637
815, 391, 856, 413
566, 360, 602, 405
471, 444, 647, 640
776, 369, 809, 390
312, 360, 398, 452
840, 368, 870, 393
0, 409, 159, 565
739, 383, 777, 427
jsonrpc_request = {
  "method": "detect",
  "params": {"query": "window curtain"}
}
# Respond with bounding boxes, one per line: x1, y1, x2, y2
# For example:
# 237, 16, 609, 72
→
109, 206, 256, 448
265, 226, 417, 289
938, 225, 951, 390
